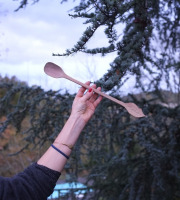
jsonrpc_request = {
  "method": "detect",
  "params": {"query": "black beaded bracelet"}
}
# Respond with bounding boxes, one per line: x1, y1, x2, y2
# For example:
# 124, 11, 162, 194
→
51, 144, 69, 159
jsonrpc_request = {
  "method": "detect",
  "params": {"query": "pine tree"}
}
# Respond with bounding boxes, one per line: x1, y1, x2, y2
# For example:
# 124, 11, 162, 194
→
55, 0, 179, 93
15, 0, 180, 91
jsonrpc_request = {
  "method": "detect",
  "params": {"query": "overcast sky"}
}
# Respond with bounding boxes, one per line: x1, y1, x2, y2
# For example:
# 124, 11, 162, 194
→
0, 0, 118, 93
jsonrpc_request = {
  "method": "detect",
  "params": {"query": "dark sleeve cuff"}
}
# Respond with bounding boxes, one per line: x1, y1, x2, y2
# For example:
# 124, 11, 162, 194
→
33, 162, 61, 183
23, 162, 61, 199
13, 162, 61, 200
0, 162, 61, 200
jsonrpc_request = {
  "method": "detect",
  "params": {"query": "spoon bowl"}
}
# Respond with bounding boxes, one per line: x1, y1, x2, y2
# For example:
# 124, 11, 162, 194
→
44, 62, 66, 78
44, 62, 145, 118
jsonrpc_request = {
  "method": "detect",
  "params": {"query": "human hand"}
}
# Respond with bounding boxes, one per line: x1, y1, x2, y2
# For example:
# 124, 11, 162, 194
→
71, 81, 103, 124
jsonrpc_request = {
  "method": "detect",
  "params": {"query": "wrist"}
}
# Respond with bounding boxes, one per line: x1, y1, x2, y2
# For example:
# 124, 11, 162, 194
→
69, 112, 87, 127
53, 142, 72, 156
54, 113, 86, 148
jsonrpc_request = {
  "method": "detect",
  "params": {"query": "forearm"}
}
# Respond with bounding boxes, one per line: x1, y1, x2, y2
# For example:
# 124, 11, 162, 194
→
38, 83, 102, 173
37, 114, 86, 172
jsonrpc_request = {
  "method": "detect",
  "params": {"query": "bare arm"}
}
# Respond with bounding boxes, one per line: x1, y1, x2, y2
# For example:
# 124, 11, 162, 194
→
37, 81, 102, 172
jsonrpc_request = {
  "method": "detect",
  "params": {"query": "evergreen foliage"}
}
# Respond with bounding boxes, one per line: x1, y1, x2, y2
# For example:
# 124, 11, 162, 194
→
1, 81, 180, 199
1, 0, 180, 199
15, 0, 180, 91
55, 0, 180, 92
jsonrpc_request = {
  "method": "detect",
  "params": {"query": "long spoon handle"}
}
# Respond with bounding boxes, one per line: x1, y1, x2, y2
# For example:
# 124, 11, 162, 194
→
65, 74, 145, 118
66, 74, 126, 107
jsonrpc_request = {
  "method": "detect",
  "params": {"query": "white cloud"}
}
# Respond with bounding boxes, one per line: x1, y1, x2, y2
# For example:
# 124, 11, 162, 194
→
0, 0, 86, 63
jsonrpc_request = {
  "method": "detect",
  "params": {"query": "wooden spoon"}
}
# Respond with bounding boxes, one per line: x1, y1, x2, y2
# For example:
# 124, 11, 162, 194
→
44, 62, 145, 118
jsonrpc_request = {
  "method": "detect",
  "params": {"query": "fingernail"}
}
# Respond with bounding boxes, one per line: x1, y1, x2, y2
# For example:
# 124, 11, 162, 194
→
88, 88, 92, 93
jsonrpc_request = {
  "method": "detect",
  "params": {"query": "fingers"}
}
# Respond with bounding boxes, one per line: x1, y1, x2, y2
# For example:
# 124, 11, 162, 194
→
81, 86, 94, 101
89, 84, 99, 102
76, 81, 91, 98
75, 81, 103, 108
93, 89, 103, 108
91, 86, 103, 108
82, 83, 103, 106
